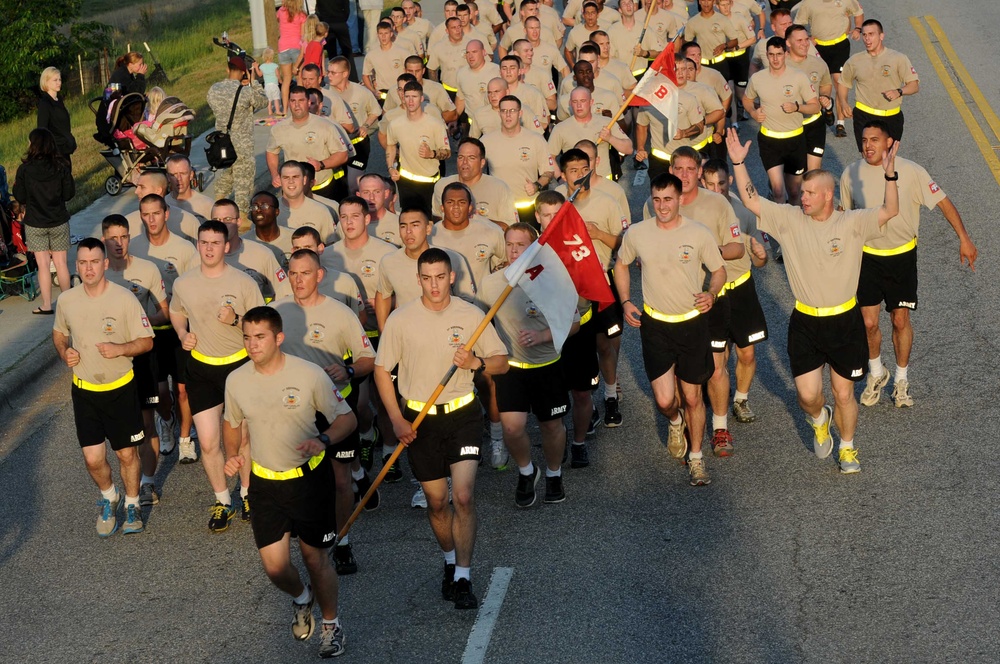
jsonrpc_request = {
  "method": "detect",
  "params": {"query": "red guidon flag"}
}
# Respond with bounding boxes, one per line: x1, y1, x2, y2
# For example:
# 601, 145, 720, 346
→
629, 47, 679, 136
504, 202, 615, 351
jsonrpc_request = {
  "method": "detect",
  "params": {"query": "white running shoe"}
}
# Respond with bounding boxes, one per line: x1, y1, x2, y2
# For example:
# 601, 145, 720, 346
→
411, 486, 427, 509
490, 437, 509, 470
156, 413, 176, 454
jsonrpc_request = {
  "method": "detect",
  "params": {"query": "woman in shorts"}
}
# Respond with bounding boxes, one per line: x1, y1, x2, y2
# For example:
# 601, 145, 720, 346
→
276, 0, 308, 117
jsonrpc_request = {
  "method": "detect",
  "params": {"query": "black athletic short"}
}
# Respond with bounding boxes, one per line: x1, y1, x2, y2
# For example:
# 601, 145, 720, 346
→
317, 390, 361, 465
804, 117, 826, 159
560, 315, 600, 392
314, 174, 348, 205
72, 378, 145, 451
396, 176, 437, 214
494, 362, 569, 422
349, 136, 371, 170
727, 275, 769, 348
593, 270, 624, 339
152, 327, 179, 381
858, 249, 918, 312
729, 50, 750, 88
758, 131, 807, 175
787, 306, 867, 381
248, 457, 338, 550
639, 311, 713, 385
186, 355, 250, 416
707, 292, 732, 353
175, 348, 190, 385
648, 150, 671, 183
404, 398, 482, 482
516, 203, 538, 230
133, 351, 160, 408
704, 58, 731, 81
816, 38, 851, 75
852, 107, 904, 152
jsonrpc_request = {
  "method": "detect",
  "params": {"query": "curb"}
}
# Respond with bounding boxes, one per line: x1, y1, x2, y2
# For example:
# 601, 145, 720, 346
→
0, 333, 59, 417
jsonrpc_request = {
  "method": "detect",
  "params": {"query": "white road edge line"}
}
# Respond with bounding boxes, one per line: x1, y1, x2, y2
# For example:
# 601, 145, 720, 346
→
461, 566, 514, 664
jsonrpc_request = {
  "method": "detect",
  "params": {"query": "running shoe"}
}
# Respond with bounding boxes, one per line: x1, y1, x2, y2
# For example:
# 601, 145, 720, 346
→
543, 475, 566, 504
603, 397, 623, 427
382, 454, 403, 483
892, 379, 914, 407
333, 544, 358, 575
491, 436, 509, 470
242, 495, 251, 522
178, 437, 198, 464
96, 492, 121, 538
441, 563, 456, 600
570, 443, 590, 468
453, 578, 478, 610
156, 413, 175, 454
353, 471, 381, 511
811, 405, 834, 459
667, 414, 688, 459
292, 595, 315, 641
587, 406, 600, 435
138, 482, 159, 506
208, 502, 236, 533
860, 371, 889, 407
515, 466, 541, 508
732, 399, 757, 423
411, 485, 427, 509
318, 622, 346, 658
839, 447, 861, 474
711, 429, 735, 457
688, 458, 712, 486
122, 504, 144, 534
835, 124, 847, 138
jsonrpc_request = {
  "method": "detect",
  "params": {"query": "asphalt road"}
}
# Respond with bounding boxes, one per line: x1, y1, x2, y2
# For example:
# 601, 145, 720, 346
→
2, 1, 1000, 662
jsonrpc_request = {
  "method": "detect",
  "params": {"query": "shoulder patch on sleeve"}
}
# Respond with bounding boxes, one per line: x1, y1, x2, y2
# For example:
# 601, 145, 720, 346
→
928, 181, 940, 194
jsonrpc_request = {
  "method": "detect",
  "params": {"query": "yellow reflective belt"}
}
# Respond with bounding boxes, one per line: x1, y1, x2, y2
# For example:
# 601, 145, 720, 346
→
863, 237, 917, 256
508, 356, 560, 369
579, 308, 593, 325
379, 90, 388, 100
73, 369, 134, 392
650, 148, 672, 162
815, 33, 847, 46
760, 126, 804, 139
398, 168, 440, 183
726, 48, 747, 58
351, 135, 366, 144
442, 83, 458, 92
692, 133, 713, 151
365, 329, 380, 338
406, 392, 476, 415
794, 297, 857, 317
312, 172, 334, 190
514, 199, 535, 210
855, 102, 901, 117
802, 112, 822, 125
191, 347, 248, 366
720, 270, 752, 295
632, 68, 648, 77
152, 324, 172, 331
701, 54, 727, 65
251, 451, 326, 481
643, 303, 700, 323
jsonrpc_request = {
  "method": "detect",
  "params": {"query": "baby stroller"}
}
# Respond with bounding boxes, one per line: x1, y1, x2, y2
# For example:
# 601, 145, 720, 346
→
89, 91, 197, 196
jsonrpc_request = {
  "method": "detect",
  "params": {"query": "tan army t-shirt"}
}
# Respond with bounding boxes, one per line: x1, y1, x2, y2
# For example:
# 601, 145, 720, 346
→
385, 112, 451, 179
840, 48, 919, 113
129, 232, 197, 299
573, 190, 629, 270
680, 189, 750, 283
430, 218, 507, 289
278, 197, 338, 245
266, 114, 349, 187
105, 256, 168, 321
170, 264, 265, 358
745, 67, 816, 133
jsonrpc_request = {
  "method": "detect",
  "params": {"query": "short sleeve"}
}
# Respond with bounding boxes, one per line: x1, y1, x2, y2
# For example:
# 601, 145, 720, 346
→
223, 376, 244, 428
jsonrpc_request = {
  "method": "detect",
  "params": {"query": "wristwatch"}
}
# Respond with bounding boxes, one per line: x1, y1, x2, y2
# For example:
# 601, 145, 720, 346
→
318, 433, 332, 448
884, 172, 899, 181
346, 365, 355, 379
230, 312, 241, 327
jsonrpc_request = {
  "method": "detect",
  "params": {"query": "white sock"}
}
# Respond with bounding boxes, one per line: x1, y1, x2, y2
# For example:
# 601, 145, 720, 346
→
351, 467, 365, 481
605, 382, 618, 400
670, 414, 682, 426
214, 490, 231, 506
734, 390, 749, 402
519, 461, 535, 476
869, 356, 885, 378
339, 533, 350, 546
293, 584, 312, 605
811, 408, 828, 426
895, 364, 908, 382
240, 485, 249, 499
442, 549, 456, 565
712, 413, 728, 431
836, 119, 845, 126
359, 426, 375, 441
179, 436, 191, 444
101, 485, 119, 501
454, 565, 471, 581
140, 474, 155, 486
840, 439, 854, 450
322, 618, 341, 628
545, 466, 561, 477
571, 441, 585, 447
125, 495, 140, 508
490, 421, 503, 440
689, 450, 703, 460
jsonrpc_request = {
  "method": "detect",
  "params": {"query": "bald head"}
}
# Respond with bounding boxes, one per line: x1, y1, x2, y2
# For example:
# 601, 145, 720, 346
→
135, 171, 168, 199
803, 169, 835, 192
465, 40, 486, 68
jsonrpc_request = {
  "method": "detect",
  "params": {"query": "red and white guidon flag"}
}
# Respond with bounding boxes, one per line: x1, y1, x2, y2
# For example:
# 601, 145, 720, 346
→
629, 47, 680, 137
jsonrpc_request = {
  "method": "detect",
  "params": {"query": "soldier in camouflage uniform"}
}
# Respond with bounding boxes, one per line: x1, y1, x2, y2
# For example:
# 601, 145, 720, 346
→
207, 57, 268, 219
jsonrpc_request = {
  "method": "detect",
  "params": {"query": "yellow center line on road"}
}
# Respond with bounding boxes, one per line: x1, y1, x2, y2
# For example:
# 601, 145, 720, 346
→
911, 16, 1000, 190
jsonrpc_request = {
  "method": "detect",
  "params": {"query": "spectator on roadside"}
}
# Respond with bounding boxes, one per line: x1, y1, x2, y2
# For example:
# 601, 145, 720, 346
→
316, 0, 358, 82
36, 67, 77, 171
12, 128, 75, 315
109, 51, 148, 96
277, 0, 309, 118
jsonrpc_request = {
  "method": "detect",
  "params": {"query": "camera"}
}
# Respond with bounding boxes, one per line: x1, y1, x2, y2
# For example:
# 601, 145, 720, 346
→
213, 32, 256, 76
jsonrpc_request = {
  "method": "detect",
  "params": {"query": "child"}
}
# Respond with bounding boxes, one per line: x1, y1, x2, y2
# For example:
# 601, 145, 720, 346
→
259, 48, 282, 116
295, 15, 328, 72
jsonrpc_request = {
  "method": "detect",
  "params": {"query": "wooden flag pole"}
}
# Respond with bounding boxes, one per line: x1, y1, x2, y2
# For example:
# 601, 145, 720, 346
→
628, 0, 658, 72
